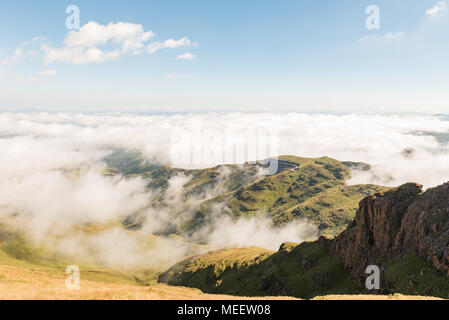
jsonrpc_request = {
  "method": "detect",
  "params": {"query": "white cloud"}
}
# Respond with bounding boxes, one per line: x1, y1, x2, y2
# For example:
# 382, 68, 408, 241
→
207, 216, 317, 251
177, 52, 195, 60
32, 36, 47, 42
0, 48, 23, 65
27, 69, 57, 83
0, 38, 46, 67
426, 1, 447, 17
147, 37, 191, 54
43, 45, 121, 64
0, 69, 56, 84
358, 32, 404, 43
1, 112, 449, 268
164, 74, 179, 79
1, 112, 449, 188
383, 32, 404, 40
64, 21, 155, 53
36, 69, 56, 76
42, 21, 193, 64
163, 37, 191, 49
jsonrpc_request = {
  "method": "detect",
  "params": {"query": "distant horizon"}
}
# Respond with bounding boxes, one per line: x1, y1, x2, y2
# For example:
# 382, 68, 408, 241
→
0, 108, 448, 117
2, 111, 448, 189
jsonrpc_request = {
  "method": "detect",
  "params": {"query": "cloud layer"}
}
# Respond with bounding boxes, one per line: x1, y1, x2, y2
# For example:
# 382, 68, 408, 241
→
1, 112, 449, 187
1, 112, 449, 269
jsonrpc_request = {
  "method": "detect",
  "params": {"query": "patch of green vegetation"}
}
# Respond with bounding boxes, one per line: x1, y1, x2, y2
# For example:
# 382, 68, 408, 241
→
161, 245, 449, 299
0, 223, 144, 286
103, 149, 161, 176
159, 242, 364, 299
279, 184, 388, 236
224, 156, 388, 236
385, 255, 449, 299
1, 234, 64, 268
106, 151, 389, 236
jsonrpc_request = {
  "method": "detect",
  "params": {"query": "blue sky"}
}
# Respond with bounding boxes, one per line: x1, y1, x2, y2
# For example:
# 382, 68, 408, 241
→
0, 0, 448, 113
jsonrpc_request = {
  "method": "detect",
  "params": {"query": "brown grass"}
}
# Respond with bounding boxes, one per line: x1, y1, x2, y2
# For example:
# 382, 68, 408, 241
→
0, 264, 296, 300
0, 264, 442, 300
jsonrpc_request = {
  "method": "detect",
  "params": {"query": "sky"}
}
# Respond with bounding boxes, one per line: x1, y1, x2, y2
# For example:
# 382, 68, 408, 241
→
0, 0, 448, 113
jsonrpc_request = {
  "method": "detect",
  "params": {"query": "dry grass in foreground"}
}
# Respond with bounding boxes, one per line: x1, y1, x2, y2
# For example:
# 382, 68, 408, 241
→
0, 264, 443, 300
0, 265, 296, 300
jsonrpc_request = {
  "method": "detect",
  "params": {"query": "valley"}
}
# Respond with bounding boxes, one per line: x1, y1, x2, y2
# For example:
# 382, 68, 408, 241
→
0, 152, 447, 300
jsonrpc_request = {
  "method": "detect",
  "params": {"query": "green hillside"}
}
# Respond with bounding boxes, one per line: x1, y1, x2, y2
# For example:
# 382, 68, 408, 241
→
0, 221, 138, 285
159, 242, 449, 299
160, 180, 449, 300
227, 156, 387, 236
159, 242, 363, 299
107, 151, 388, 237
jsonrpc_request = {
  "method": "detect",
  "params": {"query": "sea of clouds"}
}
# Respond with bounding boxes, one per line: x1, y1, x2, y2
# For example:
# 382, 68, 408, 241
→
0, 112, 448, 269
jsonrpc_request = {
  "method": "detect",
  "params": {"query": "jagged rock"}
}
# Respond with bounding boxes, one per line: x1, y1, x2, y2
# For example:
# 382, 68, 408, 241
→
395, 183, 449, 276
319, 182, 449, 279
159, 181, 449, 299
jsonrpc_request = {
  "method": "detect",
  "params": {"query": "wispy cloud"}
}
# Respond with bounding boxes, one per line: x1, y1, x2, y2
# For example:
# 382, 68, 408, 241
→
0, 48, 23, 65
42, 21, 194, 64
12, 69, 57, 84
1, 112, 449, 268
27, 69, 57, 83
177, 52, 195, 60
148, 37, 191, 54
358, 32, 404, 43
426, 1, 447, 17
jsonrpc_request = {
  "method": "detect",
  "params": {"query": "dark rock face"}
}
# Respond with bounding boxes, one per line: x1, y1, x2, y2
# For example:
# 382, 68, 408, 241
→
396, 183, 449, 276
319, 182, 449, 279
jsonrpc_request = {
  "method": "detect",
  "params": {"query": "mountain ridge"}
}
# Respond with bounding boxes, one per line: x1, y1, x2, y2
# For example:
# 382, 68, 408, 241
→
160, 181, 449, 298
107, 151, 388, 237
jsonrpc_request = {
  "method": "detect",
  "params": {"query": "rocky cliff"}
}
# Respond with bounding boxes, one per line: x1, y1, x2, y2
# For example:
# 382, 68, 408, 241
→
160, 181, 449, 298
319, 182, 449, 279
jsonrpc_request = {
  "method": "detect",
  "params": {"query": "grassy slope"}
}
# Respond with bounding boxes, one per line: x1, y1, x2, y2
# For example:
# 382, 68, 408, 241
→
108, 151, 388, 237
385, 255, 449, 298
0, 221, 296, 300
0, 263, 303, 300
0, 151, 442, 300
160, 242, 449, 299
209, 156, 388, 236
1, 221, 444, 300
0, 224, 138, 286
160, 242, 363, 299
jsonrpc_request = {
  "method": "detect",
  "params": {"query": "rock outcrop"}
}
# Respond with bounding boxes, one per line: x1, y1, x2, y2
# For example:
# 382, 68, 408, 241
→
319, 182, 449, 279
160, 181, 449, 298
